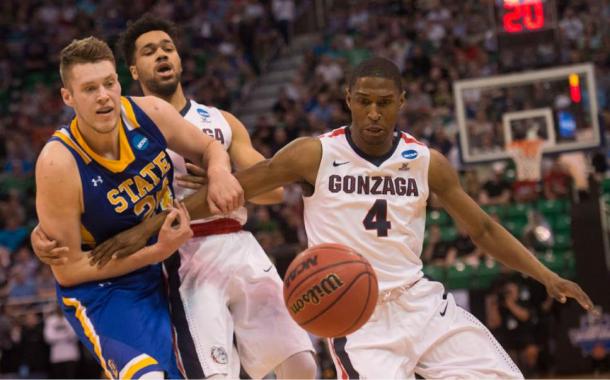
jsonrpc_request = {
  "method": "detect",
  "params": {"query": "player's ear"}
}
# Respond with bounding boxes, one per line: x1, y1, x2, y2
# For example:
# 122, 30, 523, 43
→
345, 87, 352, 111
129, 65, 139, 80
399, 90, 406, 108
60, 87, 73, 107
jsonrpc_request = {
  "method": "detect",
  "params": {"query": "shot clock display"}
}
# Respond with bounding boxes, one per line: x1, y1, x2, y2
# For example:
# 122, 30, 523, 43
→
494, 0, 557, 35
492, 0, 559, 70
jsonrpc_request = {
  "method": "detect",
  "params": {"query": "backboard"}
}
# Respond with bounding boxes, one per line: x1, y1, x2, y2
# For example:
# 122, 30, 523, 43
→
454, 63, 600, 163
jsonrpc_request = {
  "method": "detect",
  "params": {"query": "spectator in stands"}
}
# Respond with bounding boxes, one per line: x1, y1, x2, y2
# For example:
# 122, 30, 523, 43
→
522, 211, 554, 252
7, 266, 37, 300
272, 86, 297, 117
591, 149, 608, 182
44, 305, 80, 379
36, 265, 55, 298
461, 169, 482, 199
559, 8, 584, 43
272, 0, 295, 45
446, 223, 483, 267
0, 215, 29, 253
487, 279, 540, 378
479, 165, 512, 205
14, 245, 37, 274
559, 151, 590, 200
315, 55, 344, 85
543, 159, 571, 199
422, 224, 450, 266
16, 312, 49, 378
0, 303, 19, 376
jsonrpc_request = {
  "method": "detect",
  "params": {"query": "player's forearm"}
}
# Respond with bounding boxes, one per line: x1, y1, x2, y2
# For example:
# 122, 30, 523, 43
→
204, 140, 232, 174
249, 187, 284, 205
472, 220, 554, 284
52, 244, 167, 287
182, 159, 292, 219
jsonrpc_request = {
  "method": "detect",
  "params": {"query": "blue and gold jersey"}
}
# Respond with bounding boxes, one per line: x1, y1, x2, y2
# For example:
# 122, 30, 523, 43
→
48, 96, 182, 379
50, 96, 174, 250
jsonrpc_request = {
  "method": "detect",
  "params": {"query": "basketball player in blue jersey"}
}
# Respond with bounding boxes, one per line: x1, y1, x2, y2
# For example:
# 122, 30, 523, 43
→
35, 36, 243, 379
33, 16, 315, 379
87, 57, 596, 378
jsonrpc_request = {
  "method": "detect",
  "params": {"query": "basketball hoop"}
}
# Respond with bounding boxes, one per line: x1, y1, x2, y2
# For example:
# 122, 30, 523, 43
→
507, 138, 545, 202
507, 138, 545, 182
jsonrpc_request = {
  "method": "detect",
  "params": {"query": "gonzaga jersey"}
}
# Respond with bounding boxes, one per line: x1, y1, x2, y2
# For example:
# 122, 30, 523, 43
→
168, 99, 247, 225
303, 126, 430, 291
48, 96, 181, 379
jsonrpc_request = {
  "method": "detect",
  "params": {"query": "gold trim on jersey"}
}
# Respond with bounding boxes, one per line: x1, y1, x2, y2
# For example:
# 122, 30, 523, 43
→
120, 97, 140, 131
62, 297, 114, 379
52, 129, 92, 164
119, 354, 159, 379
69, 117, 136, 173
80, 224, 96, 247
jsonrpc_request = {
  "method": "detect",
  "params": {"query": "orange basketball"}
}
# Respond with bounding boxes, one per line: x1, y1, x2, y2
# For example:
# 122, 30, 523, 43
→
283, 243, 378, 337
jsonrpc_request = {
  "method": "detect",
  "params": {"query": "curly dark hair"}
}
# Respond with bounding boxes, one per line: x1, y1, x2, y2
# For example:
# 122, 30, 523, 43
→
117, 13, 179, 66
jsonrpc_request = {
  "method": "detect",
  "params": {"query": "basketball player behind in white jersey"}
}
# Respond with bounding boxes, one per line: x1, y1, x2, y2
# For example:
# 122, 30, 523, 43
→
88, 57, 595, 379
33, 14, 316, 380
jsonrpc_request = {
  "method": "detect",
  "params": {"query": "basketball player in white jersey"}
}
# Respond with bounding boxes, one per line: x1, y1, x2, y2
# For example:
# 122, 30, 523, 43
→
32, 15, 315, 380
87, 57, 595, 378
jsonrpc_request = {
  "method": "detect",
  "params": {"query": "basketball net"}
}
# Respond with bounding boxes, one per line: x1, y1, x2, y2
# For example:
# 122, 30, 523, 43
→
507, 139, 544, 182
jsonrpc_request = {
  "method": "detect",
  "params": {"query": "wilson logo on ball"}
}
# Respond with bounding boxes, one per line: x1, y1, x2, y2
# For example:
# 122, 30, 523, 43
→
290, 273, 344, 315
284, 255, 318, 289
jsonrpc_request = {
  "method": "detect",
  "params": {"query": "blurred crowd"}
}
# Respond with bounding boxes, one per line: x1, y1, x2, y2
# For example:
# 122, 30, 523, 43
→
0, 0, 609, 378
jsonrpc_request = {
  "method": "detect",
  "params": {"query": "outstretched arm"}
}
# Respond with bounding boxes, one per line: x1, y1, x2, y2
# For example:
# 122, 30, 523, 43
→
428, 149, 595, 312
90, 137, 322, 266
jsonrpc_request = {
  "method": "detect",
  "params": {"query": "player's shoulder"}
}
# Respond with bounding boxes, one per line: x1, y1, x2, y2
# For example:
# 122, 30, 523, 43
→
319, 126, 348, 139
427, 148, 460, 192
186, 99, 232, 122
188, 99, 222, 116
36, 140, 79, 180
274, 136, 321, 159
130, 95, 171, 115
398, 131, 427, 148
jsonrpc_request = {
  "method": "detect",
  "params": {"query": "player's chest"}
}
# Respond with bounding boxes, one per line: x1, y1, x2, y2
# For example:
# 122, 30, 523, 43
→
82, 150, 173, 218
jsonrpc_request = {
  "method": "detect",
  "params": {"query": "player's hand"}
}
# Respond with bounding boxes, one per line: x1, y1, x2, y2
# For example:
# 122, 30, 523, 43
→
206, 166, 244, 214
89, 218, 156, 268
154, 202, 193, 259
175, 163, 208, 190
542, 272, 598, 315
31, 224, 69, 265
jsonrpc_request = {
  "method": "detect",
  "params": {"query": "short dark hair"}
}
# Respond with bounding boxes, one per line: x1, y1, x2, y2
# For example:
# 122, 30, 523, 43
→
60, 36, 115, 85
118, 13, 179, 66
348, 57, 403, 92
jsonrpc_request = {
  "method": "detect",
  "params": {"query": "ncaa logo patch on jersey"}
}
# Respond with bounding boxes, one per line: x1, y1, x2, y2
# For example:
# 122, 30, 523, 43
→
197, 108, 211, 123
131, 133, 149, 151
401, 149, 418, 160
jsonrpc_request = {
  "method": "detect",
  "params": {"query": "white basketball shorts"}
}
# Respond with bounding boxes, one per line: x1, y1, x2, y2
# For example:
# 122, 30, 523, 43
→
165, 230, 314, 378
327, 278, 523, 379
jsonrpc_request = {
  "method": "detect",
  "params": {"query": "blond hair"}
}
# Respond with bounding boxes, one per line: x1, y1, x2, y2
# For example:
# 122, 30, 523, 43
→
59, 36, 115, 85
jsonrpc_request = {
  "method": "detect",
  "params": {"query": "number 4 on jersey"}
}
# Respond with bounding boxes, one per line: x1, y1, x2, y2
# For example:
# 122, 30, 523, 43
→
363, 199, 391, 237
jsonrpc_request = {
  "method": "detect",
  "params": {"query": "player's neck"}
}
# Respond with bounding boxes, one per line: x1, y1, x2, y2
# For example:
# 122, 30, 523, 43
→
76, 118, 120, 159
147, 83, 187, 113
348, 127, 395, 157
